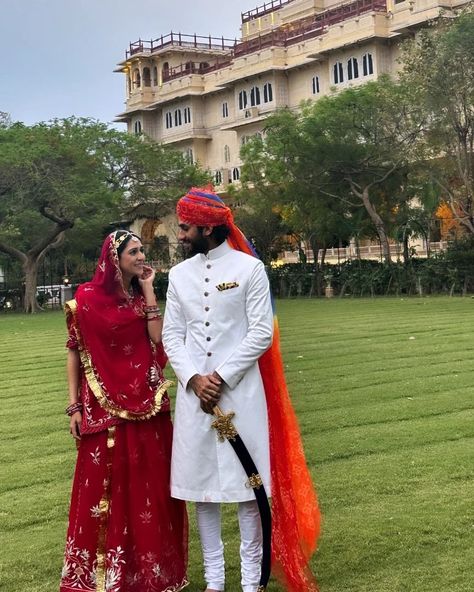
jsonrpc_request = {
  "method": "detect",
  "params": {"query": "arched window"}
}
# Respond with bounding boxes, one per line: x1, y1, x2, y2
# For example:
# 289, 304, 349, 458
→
232, 167, 241, 182
238, 90, 248, 110
263, 82, 273, 103
224, 145, 231, 163
185, 61, 193, 72
134, 120, 142, 135
215, 170, 223, 185
142, 67, 151, 87
153, 66, 158, 86
333, 62, 344, 84
174, 109, 182, 127
347, 57, 359, 80
133, 68, 141, 88
250, 86, 261, 107
363, 53, 374, 76
311, 75, 320, 95
127, 75, 132, 94
165, 112, 173, 129
183, 107, 191, 124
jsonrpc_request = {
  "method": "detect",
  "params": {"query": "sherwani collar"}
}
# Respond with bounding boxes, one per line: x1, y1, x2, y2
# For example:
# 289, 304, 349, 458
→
201, 240, 232, 261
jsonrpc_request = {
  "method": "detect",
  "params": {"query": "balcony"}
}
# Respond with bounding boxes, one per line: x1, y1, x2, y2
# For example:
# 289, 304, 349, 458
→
127, 32, 235, 59
162, 58, 233, 82
241, 0, 295, 24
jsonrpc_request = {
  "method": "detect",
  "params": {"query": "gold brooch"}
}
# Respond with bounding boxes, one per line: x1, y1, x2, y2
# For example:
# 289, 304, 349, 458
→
216, 281, 239, 292
246, 473, 263, 490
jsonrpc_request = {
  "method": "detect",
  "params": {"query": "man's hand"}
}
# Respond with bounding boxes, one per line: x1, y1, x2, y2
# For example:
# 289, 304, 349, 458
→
188, 373, 222, 405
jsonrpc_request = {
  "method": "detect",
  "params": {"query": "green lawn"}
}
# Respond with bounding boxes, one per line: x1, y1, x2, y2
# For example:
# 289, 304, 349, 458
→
1, 298, 473, 592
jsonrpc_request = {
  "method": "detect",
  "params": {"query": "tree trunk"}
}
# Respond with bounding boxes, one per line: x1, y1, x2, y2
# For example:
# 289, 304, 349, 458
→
309, 237, 322, 297
23, 257, 42, 313
360, 187, 392, 264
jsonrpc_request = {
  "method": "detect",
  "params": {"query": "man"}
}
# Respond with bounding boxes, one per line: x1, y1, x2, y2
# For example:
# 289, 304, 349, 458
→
163, 187, 320, 592
163, 188, 273, 592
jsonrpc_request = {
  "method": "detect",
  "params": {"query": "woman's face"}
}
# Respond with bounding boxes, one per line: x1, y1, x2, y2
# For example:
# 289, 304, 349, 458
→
118, 238, 146, 279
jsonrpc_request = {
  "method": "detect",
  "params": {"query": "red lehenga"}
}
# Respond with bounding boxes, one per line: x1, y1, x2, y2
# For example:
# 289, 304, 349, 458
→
60, 233, 188, 592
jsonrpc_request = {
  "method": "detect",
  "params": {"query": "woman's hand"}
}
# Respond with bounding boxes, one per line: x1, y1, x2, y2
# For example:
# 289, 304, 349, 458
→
70, 411, 82, 440
138, 265, 156, 291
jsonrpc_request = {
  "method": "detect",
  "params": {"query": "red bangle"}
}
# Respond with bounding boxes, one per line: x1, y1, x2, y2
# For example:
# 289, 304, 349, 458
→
66, 402, 83, 416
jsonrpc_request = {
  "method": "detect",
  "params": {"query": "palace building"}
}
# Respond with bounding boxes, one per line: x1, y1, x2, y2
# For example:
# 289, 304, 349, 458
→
115, 0, 469, 263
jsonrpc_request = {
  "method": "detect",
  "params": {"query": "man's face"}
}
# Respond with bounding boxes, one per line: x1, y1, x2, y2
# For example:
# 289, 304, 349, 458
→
178, 221, 210, 257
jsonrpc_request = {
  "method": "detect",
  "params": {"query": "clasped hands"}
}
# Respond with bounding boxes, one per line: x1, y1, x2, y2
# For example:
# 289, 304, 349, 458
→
188, 371, 223, 414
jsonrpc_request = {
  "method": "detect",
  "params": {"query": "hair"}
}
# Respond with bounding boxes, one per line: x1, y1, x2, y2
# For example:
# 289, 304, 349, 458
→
197, 224, 230, 245
115, 230, 142, 256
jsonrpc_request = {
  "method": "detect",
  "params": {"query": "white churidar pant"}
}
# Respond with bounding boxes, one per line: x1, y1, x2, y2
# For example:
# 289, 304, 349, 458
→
196, 500, 262, 592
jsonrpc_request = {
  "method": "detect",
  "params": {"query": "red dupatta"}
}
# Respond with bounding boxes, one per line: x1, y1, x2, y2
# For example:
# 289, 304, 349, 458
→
66, 232, 170, 422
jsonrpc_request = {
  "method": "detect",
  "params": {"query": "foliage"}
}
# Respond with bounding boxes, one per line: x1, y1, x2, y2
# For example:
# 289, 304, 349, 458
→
0, 117, 207, 312
400, 8, 474, 233
241, 77, 427, 266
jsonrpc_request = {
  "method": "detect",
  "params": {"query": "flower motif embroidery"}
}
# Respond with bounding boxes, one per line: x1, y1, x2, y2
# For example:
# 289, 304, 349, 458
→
123, 344, 133, 356
90, 505, 101, 519
140, 511, 152, 524
90, 447, 101, 466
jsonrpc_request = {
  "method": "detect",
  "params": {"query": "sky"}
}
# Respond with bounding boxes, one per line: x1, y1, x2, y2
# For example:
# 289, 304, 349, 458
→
0, 0, 258, 127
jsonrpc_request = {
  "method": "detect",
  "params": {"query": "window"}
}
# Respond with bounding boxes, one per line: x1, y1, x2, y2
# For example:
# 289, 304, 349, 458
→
224, 145, 231, 163
184, 148, 194, 164
215, 170, 223, 185
134, 120, 142, 135
127, 76, 132, 94
162, 62, 170, 80
311, 75, 320, 95
347, 57, 359, 81
333, 62, 344, 84
250, 86, 261, 107
153, 66, 158, 86
143, 67, 151, 87
222, 102, 229, 118
241, 135, 252, 146
133, 68, 141, 88
363, 53, 374, 76
184, 107, 191, 124
174, 109, 182, 127
238, 90, 248, 110
165, 112, 173, 129
263, 82, 273, 103
199, 62, 210, 72
232, 167, 240, 182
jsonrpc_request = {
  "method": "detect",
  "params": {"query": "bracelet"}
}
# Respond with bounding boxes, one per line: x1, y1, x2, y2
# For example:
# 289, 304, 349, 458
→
144, 305, 160, 313
66, 402, 83, 416
146, 315, 162, 322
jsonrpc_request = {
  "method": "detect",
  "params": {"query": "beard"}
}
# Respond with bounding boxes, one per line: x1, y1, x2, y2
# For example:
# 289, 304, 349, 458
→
181, 232, 209, 258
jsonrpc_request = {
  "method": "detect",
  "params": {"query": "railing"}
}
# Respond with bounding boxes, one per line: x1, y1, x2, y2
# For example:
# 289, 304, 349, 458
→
128, 0, 387, 84
127, 32, 235, 58
241, 0, 294, 23
162, 58, 233, 82
235, 0, 387, 56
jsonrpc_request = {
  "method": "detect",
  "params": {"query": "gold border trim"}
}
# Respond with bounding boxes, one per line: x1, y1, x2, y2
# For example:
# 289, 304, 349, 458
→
65, 299, 172, 421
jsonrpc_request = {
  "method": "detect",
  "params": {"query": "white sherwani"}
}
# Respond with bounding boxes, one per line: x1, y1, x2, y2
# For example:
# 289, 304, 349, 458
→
163, 240, 273, 502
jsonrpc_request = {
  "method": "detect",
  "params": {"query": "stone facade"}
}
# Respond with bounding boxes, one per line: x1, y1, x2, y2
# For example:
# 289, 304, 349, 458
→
115, 0, 469, 263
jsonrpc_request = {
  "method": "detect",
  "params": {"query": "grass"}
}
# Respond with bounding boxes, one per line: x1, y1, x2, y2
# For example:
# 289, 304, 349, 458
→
1, 297, 473, 592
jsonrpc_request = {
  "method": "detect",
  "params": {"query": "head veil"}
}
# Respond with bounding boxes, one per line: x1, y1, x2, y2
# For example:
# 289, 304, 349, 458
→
65, 231, 169, 421
177, 187, 321, 591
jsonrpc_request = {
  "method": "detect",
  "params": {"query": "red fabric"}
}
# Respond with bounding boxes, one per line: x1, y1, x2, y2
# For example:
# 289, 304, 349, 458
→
60, 414, 188, 592
176, 187, 321, 591
68, 232, 169, 429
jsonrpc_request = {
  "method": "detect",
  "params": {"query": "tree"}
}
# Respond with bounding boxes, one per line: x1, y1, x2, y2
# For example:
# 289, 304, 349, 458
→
0, 118, 207, 312
400, 9, 474, 233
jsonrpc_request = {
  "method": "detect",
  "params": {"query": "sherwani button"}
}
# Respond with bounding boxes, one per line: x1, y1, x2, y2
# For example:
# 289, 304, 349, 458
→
207, 352, 212, 357
205, 321, 210, 326
205, 306, 210, 311
204, 292, 209, 297
206, 337, 211, 341
206, 264, 211, 269
205, 278, 210, 282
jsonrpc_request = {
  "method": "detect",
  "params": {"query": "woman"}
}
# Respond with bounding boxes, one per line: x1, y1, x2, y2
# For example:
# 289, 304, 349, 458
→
60, 230, 188, 592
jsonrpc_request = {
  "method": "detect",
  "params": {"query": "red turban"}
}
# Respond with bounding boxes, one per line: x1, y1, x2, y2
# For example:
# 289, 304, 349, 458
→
176, 186, 253, 253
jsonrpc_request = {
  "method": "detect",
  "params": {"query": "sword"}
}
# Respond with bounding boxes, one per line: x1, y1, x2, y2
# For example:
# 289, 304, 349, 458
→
211, 405, 271, 592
